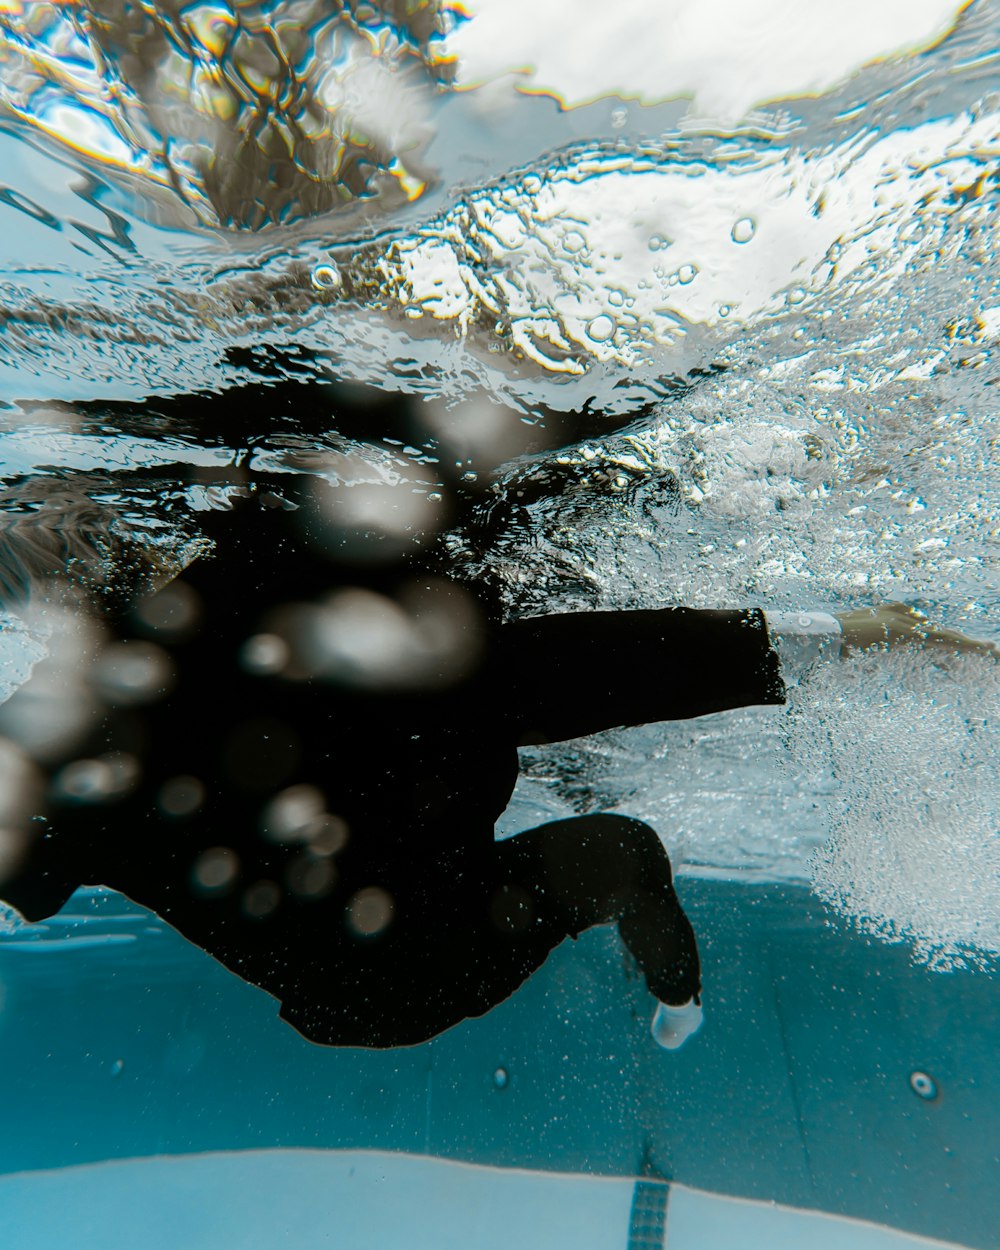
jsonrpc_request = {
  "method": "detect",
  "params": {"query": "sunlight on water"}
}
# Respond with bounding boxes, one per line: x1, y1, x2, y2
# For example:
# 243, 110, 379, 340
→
443, 0, 968, 116
0, 0, 996, 967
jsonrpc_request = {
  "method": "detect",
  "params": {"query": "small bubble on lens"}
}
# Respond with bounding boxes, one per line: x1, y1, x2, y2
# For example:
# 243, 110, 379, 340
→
134, 581, 200, 640
731, 216, 756, 244
93, 642, 174, 706
586, 315, 615, 343
305, 814, 349, 856
192, 846, 239, 895
289, 580, 482, 691
55, 754, 138, 803
240, 632, 289, 675
287, 854, 336, 899
262, 784, 326, 843
158, 775, 205, 818
346, 886, 394, 937
312, 263, 342, 291
242, 879, 281, 918
306, 461, 445, 565
910, 1070, 938, 1101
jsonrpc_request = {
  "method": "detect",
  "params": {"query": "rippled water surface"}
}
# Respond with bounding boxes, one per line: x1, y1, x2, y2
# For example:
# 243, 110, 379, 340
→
0, 0, 998, 969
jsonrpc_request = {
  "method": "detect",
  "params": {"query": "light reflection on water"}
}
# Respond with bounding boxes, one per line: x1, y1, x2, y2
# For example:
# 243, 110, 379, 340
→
0, 1, 996, 968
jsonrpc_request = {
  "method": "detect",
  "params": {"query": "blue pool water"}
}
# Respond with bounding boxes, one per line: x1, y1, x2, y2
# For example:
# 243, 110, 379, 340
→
0, 1, 998, 1245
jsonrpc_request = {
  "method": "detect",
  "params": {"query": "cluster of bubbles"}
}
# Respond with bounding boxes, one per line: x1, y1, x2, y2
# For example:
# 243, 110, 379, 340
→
244, 578, 483, 691
0, 525, 200, 889
188, 777, 393, 937
788, 648, 999, 970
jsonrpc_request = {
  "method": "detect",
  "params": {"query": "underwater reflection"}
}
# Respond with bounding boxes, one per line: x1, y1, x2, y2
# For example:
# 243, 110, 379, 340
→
0, 0, 450, 227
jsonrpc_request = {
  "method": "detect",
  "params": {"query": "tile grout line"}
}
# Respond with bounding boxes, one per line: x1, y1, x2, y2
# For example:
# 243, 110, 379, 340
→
626, 1178, 670, 1250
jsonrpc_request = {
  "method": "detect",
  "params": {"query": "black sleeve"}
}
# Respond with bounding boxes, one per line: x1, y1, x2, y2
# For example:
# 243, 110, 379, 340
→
491, 607, 785, 745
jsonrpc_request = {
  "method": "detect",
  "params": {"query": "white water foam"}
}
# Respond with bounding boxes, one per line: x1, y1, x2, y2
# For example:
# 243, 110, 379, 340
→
788, 648, 1000, 970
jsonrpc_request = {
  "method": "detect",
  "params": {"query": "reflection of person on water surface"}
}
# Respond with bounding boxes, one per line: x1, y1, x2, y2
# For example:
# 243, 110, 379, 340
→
0, 484, 995, 1051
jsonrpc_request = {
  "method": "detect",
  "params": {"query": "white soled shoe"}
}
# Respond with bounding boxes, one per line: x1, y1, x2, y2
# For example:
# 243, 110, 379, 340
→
651, 998, 703, 1050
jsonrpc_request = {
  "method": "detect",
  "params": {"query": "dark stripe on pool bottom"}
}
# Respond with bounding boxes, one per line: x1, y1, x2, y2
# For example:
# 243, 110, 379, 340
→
627, 1179, 670, 1249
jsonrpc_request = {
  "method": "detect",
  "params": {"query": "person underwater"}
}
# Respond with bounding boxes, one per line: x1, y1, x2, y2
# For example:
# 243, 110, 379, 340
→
0, 476, 995, 1051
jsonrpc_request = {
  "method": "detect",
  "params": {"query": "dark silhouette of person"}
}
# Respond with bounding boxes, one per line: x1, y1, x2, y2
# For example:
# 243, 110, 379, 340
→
5, 472, 985, 1050
0, 483, 787, 1049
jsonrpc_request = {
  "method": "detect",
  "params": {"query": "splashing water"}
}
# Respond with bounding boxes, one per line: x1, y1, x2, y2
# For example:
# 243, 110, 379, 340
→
789, 649, 1000, 970
0, 0, 997, 967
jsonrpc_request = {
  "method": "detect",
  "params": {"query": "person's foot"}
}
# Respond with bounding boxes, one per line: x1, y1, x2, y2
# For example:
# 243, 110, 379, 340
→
651, 998, 703, 1050
836, 603, 999, 661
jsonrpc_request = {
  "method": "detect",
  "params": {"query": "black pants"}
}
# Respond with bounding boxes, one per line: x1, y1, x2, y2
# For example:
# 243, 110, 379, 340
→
275, 813, 699, 1048
1, 505, 785, 1048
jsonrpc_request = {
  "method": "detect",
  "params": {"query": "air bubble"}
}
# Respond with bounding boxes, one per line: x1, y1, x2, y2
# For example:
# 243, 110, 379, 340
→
677, 263, 697, 285
586, 315, 616, 343
262, 784, 326, 843
910, 1071, 938, 1100
286, 854, 336, 899
243, 879, 281, 918
731, 216, 756, 244
493, 1067, 509, 1089
55, 754, 138, 803
240, 632, 289, 675
93, 642, 173, 706
648, 234, 669, 252
311, 264, 342, 291
192, 847, 239, 895
159, 774, 205, 818
134, 581, 200, 640
562, 230, 586, 255
787, 287, 807, 305
719, 305, 731, 317
347, 886, 394, 937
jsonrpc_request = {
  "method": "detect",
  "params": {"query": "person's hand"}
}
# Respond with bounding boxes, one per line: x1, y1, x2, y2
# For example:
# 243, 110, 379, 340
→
835, 603, 999, 660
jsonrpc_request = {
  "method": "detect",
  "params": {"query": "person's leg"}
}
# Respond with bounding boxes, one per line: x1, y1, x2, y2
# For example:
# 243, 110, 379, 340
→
492, 813, 701, 1007
275, 813, 699, 1049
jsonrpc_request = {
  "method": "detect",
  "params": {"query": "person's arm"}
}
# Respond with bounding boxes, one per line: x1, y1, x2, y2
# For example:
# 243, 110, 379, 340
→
493, 601, 998, 748
761, 610, 842, 681
493, 607, 785, 745
835, 602, 999, 660
765, 602, 998, 682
